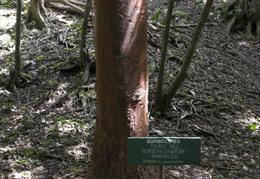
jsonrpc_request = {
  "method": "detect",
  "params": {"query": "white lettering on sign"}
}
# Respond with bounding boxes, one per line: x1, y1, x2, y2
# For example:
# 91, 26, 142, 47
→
151, 154, 179, 159
140, 139, 189, 162
142, 159, 156, 163
142, 149, 163, 153
146, 139, 180, 144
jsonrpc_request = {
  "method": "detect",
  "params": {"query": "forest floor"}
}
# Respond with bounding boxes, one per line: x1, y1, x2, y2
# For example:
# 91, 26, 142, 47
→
0, 0, 259, 178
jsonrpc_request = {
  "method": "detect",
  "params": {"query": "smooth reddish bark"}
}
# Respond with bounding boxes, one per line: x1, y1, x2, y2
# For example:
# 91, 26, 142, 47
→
86, 0, 156, 178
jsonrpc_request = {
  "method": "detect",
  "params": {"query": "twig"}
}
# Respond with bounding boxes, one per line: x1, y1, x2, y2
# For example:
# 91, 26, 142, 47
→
193, 125, 219, 139
176, 112, 193, 130
27, 88, 31, 103
149, 21, 218, 30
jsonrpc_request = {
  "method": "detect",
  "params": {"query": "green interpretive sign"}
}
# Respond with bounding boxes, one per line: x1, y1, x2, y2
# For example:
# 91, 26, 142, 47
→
127, 137, 201, 166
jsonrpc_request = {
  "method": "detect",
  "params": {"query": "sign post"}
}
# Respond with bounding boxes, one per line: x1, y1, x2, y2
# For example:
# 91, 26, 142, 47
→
127, 137, 201, 178
159, 165, 164, 179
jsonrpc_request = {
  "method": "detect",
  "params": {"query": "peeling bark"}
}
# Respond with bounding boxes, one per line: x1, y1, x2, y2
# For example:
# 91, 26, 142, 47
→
86, 0, 157, 178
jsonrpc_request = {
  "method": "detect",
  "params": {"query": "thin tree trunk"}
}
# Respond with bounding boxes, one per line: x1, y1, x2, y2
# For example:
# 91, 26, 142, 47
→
162, 0, 214, 112
86, 0, 156, 178
15, 0, 22, 76
79, 0, 92, 83
155, 0, 175, 112
7, 0, 22, 91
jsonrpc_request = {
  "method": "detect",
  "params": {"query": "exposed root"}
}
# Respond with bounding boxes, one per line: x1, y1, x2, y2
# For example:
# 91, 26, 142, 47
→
7, 69, 29, 92
45, 0, 85, 14
24, 0, 85, 29
227, 0, 260, 41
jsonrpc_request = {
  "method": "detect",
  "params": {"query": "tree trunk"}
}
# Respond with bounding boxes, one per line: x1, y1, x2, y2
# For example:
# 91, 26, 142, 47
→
7, 0, 22, 91
79, 0, 92, 83
228, 0, 260, 41
161, 0, 214, 113
86, 0, 157, 178
25, 0, 47, 29
155, 0, 175, 112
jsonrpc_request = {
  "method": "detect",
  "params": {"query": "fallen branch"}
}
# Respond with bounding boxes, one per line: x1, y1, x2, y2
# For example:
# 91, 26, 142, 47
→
149, 21, 218, 31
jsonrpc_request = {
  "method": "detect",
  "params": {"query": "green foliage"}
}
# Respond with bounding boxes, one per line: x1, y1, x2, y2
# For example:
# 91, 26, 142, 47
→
0, 1, 16, 8
207, 98, 214, 102
150, 11, 161, 21
220, 112, 233, 120
28, 20, 36, 28
9, 29, 16, 41
0, 117, 14, 122
36, 55, 45, 61
23, 73, 32, 78
53, 61, 68, 68
215, 0, 236, 20
215, 174, 225, 179
19, 148, 35, 157
172, 10, 188, 24
41, 140, 51, 147
67, 19, 84, 46
76, 71, 85, 77
179, 92, 189, 98
195, 0, 205, 9
155, 111, 162, 117
150, 11, 165, 24
1, 100, 13, 107
15, 157, 39, 169
48, 79, 56, 85
247, 124, 257, 130
67, 167, 84, 173
18, 118, 34, 126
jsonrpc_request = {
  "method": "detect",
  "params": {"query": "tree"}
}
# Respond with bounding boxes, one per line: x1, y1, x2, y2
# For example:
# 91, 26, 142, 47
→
227, 0, 260, 41
25, 0, 47, 29
154, 0, 214, 113
25, 0, 85, 29
155, 0, 175, 112
7, 0, 24, 91
79, 0, 92, 83
86, 0, 156, 178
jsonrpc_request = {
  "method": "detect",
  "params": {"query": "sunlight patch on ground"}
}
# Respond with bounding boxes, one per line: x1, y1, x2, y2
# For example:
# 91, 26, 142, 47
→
0, 9, 16, 58
65, 143, 86, 160
0, 146, 16, 153
0, 67, 9, 75
57, 122, 76, 133
0, 9, 16, 30
238, 41, 250, 47
46, 82, 69, 107
0, 33, 15, 57
8, 171, 32, 179
235, 114, 260, 134
0, 88, 10, 95
169, 167, 215, 178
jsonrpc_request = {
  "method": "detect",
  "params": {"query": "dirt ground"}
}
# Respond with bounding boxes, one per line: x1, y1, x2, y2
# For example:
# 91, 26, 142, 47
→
0, 0, 259, 178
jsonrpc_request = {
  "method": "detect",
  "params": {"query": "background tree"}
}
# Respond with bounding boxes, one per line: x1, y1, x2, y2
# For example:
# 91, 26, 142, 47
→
227, 0, 260, 40
155, 0, 214, 113
25, 0, 47, 29
155, 0, 175, 112
25, 0, 85, 29
86, 0, 156, 178
7, 0, 23, 91
79, 0, 92, 83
